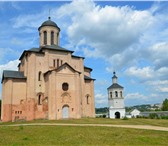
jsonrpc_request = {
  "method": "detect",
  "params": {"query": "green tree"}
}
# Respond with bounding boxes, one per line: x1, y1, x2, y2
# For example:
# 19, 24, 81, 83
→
162, 98, 168, 111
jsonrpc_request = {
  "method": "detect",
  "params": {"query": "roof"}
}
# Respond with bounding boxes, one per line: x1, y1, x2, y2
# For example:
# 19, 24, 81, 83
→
84, 66, 93, 71
19, 45, 73, 60
41, 45, 74, 53
38, 17, 60, 31
2, 70, 26, 83
107, 83, 123, 89
84, 75, 95, 80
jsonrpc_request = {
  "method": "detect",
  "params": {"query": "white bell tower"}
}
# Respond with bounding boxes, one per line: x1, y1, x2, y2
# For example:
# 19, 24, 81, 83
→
107, 72, 125, 119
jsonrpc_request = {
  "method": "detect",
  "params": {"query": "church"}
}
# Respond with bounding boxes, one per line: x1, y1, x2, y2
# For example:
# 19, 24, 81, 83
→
107, 72, 125, 119
1, 17, 95, 122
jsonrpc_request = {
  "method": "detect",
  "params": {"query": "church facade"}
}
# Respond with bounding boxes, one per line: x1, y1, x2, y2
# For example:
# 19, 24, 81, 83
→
1, 17, 95, 122
107, 72, 125, 119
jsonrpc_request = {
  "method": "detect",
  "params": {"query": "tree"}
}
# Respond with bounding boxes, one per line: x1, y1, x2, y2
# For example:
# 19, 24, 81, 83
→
162, 98, 168, 111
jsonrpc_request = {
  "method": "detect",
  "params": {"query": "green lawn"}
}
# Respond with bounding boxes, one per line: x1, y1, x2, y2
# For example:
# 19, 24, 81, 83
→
2, 118, 168, 127
0, 118, 168, 146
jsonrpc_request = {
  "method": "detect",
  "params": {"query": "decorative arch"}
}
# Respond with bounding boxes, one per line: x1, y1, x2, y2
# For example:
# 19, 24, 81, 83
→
61, 92, 71, 103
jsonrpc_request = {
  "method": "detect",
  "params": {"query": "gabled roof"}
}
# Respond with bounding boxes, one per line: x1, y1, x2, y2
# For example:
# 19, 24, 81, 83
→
2, 70, 26, 83
44, 62, 81, 76
107, 83, 123, 89
84, 75, 95, 80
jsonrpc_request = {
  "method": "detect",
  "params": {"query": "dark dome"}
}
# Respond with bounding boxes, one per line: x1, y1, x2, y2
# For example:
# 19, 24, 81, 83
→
38, 17, 60, 31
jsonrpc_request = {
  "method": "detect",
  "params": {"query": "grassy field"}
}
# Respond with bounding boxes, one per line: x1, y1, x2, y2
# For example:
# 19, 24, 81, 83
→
0, 118, 168, 146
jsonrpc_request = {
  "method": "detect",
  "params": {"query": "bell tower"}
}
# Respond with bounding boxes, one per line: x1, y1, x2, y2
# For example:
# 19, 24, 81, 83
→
38, 17, 60, 47
107, 72, 125, 119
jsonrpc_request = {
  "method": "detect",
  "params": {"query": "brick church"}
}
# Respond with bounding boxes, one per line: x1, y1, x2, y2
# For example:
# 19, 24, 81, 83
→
1, 17, 95, 122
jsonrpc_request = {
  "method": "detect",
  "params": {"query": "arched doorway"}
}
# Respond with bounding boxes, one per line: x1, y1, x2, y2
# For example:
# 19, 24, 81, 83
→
62, 105, 69, 119
115, 112, 120, 119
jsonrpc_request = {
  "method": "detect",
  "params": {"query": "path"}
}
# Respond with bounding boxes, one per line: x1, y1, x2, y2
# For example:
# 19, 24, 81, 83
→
2, 123, 168, 131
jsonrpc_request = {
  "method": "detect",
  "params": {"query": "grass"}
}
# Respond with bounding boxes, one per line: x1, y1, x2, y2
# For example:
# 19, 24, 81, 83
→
2, 117, 168, 127
0, 118, 168, 146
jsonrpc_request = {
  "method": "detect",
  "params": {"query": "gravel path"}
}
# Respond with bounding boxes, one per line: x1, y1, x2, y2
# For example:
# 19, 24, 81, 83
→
3, 123, 168, 131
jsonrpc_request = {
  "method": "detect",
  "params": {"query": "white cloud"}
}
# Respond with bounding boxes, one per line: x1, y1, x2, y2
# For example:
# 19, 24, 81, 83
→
125, 66, 154, 80
125, 92, 147, 100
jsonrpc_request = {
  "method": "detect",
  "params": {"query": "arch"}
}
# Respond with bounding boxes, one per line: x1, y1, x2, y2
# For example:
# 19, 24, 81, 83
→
51, 31, 54, 45
115, 112, 120, 119
62, 105, 69, 118
110, 92, 112, 98
43, 31, 47, 45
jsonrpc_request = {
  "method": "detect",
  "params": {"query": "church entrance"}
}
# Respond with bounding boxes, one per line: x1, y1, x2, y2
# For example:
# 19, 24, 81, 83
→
62, 105, 69, 119
115, 112, 120, 119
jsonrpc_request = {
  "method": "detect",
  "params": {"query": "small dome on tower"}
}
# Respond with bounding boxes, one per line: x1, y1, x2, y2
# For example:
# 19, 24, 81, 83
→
38, 17, 60, 31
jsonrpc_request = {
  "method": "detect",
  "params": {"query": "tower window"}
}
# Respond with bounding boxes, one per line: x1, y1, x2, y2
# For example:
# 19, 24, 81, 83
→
115, 91, 118, 97
120, 91, 122, 97
110, 92, 112, 98
44, 31, 47, 45
57, 59, 59, 68
51, 31, 54, 45
38, 71, 42, 81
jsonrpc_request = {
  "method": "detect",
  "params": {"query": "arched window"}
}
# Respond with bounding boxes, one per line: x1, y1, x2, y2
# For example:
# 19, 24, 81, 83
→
51, 31, 54, 45
120, 91, 122, 97
43, 31, 47, 45
38, 71, 42, 81
115, 91, 118, 97
38, 95, 42, 105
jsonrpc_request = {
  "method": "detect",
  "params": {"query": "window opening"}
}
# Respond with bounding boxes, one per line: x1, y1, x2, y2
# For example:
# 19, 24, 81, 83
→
115, 91, 118, 97
38, 95, 42, 105
44, 31, 47, 45
51, 31, 54, 45
62, 83, 69, 91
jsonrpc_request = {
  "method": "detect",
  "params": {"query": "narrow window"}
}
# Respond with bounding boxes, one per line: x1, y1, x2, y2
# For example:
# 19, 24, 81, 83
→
44, 31, 47, 45
38, 71, 42, 81
86, 95, 89, 104
120, 91, 122, 97
57, 59, 59, 68
110, 92, 112, 98
115, 91, 118, 97
61, 60, 63, 65
51, 31, 54, 45
38, 95, 42, 105
53, 59, 56, 67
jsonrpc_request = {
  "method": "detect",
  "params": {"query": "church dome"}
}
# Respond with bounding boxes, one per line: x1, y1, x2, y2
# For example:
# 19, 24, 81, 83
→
38, 17, 60, 31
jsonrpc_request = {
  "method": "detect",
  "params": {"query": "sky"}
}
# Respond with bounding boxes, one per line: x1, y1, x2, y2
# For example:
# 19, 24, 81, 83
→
0, 0, 168, 108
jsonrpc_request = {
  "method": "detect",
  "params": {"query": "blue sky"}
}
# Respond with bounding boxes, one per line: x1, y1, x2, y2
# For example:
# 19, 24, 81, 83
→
0, 0, 168, 108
